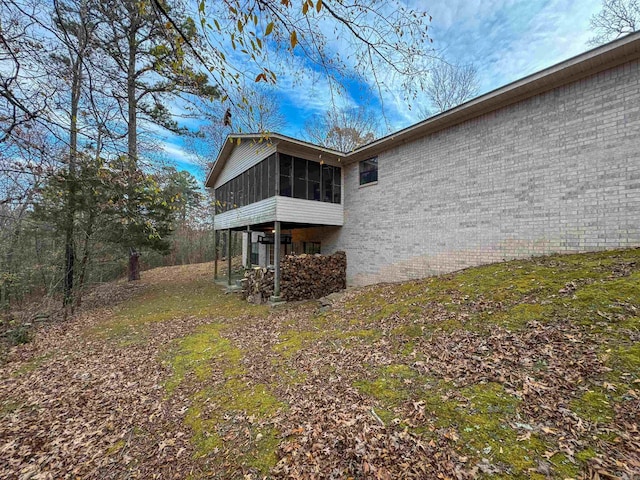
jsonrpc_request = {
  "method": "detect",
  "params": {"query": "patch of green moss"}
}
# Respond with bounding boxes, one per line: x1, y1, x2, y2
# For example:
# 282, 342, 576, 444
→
571, 390, 614, 423
11, 353, 54, 377
392, 324, 423, 338
343, 279, 456, 325
184, 399, 222, 455
218, 379, 282, 416
618, 315, 640, 332
334, 328, 382, 343
280, 366, 308, 385
356, 372, 544, 476
274, 330, 323, 358
165, 323, 242, 392
164, 318, 285, 474
549, 452, 581, 478
573, 271, 640, 317
370, 303, 425, 322
456, 382, 544, 474
576, 448, 597, 462
397, 340, 418, 357
460, 382, 518, 415
354, 364, 419, 406
274, 328, 381, 359
606, 343, 640, 378
186, 382, 284, 473
599, 343, 640, 402
452, 250, 638, 306
480, 303, 555, 331
454, 262, 552, 303
420, 389, 460, 426
354, 376, 407, 405
548, 448, 597, 479
310, 311, 332, 329
433, 318, 466, 333
372, 407, 396, 425
90, 279, 268, 341
105, 439, 126, 456
246, 427, 280, 472
0, 398, 22, 417
343, 248, 640, 333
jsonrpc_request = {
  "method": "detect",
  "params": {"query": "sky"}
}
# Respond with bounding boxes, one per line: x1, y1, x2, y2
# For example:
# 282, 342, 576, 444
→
162, 0, 604, 183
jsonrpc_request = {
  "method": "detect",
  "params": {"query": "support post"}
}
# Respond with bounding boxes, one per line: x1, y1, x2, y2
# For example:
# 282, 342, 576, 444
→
227, 228, 232, 286
271, 221, 282, 302
246, 225, 251, 269
213, 229, 218, 280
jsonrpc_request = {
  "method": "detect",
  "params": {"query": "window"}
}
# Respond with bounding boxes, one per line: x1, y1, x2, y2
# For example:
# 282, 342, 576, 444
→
279, 154, 292, 197
248, 166, 256, 204
255, 161, 263, 201
243, 169, 250, 206
333, 167, 341, 203
303, 242, 321, 255
321, 164, 333, 202
293, 157, 307, 199
359, 157, 378, 185
267, 154, 276, 197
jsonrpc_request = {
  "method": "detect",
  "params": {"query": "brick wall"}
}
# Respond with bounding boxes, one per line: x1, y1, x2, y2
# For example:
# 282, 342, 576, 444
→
319, 59, 640, 285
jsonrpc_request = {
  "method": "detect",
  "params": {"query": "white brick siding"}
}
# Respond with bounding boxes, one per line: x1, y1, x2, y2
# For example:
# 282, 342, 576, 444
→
318, 59, 640, 285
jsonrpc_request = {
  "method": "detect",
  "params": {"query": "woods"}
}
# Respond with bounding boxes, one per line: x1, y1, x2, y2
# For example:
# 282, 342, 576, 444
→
0, 0, 220, 321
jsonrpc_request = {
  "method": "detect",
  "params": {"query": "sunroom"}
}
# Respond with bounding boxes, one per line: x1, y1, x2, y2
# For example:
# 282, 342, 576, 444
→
204, 134, 345, 301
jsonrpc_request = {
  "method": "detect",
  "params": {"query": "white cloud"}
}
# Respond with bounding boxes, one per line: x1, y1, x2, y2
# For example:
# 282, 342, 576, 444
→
160, 142, 201, 166
477, 0, 601, 90
369, 0, 604, 129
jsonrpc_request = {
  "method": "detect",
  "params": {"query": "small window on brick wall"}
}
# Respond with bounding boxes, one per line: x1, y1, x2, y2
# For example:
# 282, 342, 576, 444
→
359, 157, 378, 185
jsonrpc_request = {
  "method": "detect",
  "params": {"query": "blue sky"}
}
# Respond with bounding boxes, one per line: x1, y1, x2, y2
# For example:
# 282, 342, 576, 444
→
162, 0, 603, 182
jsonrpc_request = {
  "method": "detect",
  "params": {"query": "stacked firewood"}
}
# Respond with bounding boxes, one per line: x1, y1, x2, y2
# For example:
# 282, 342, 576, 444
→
242, 251, 347, 303
244, 267, 274, 304
281, 251, 346, 301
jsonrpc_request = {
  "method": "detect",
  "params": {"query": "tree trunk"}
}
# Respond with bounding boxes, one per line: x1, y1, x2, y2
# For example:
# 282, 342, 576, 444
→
75, 207, 95, 308
127, 15, 139, 281
63, 51, 82, 312
128, 248, 141, 281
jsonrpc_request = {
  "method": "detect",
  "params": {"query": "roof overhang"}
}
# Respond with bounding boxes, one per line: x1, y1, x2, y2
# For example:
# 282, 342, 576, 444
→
204, 32, 640, 183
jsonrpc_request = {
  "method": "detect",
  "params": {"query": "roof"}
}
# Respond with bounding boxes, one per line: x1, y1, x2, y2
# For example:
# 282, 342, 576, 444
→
205, 31, 640, 186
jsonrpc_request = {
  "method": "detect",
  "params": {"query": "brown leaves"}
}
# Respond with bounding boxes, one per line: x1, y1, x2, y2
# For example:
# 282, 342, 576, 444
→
2, 255, 640, 479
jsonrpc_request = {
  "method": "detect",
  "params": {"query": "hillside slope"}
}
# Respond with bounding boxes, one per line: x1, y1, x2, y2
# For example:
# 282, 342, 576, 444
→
1, 250, 639, 479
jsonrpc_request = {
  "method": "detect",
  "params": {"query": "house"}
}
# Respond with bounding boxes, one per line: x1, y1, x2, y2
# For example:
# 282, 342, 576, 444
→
205, 32, 640, 298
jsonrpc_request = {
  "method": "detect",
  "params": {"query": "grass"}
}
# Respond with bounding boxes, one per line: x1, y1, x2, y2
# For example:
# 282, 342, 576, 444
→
11, 352, 54, 377
0, 397, 23, 418
89, 278, 268, 343
93, 248, 640, 478
345, 248, 640, 478
159, 290, 284, 476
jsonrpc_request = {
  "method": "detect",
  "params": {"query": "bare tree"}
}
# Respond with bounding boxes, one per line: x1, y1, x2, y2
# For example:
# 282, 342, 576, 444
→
188, 86, 287, 176
418, 61, 479, 118
0, 0, 54, 142
589, 0, 639, 45
302, 106, 380, 152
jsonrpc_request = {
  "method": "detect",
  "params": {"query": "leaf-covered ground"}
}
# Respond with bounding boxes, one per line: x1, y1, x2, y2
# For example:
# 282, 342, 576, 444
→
1, 249, 639, 479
